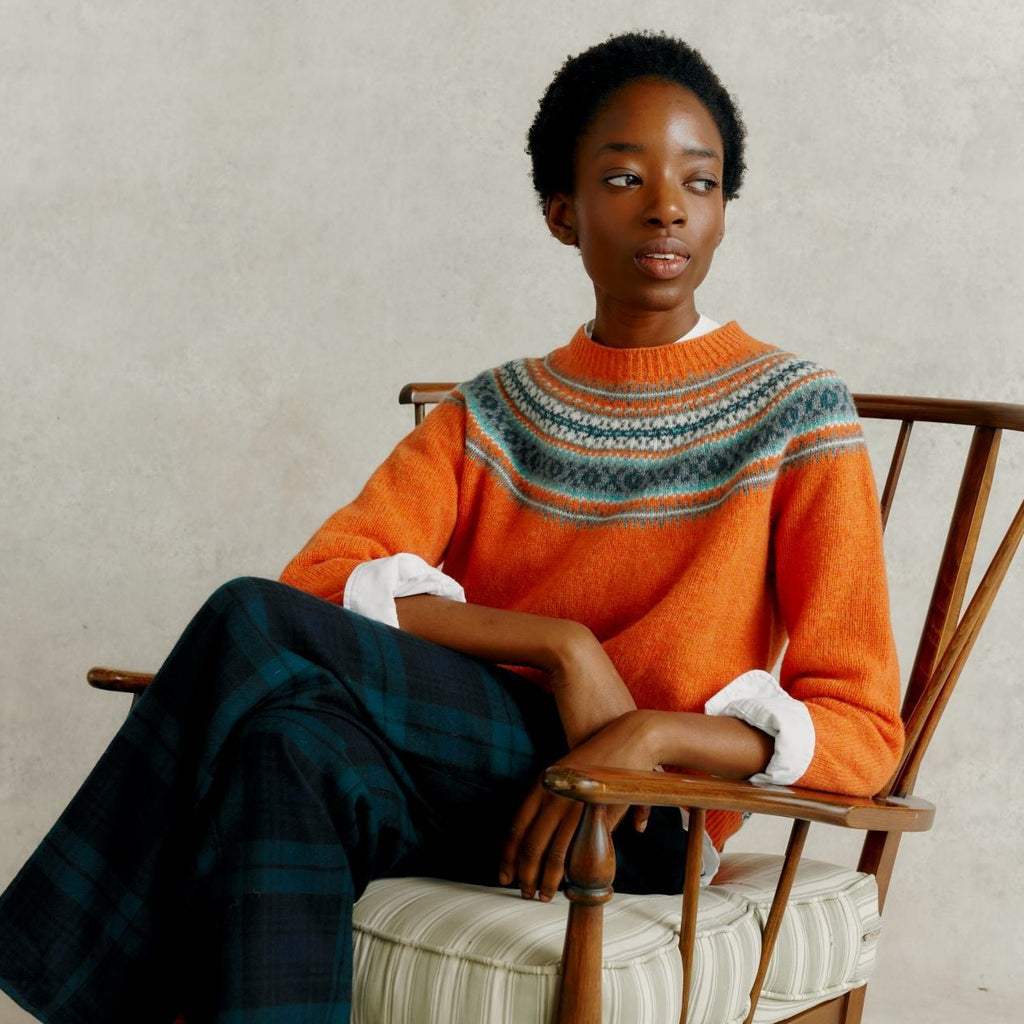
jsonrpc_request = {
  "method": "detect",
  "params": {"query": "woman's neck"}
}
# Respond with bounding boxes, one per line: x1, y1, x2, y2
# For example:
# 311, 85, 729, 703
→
588, 302, 701, 349
585, 313, 720, 346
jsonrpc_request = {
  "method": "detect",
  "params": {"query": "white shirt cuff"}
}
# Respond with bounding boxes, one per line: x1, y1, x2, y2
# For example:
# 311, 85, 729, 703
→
343, 553, 466, 629
704, 670, 815, 786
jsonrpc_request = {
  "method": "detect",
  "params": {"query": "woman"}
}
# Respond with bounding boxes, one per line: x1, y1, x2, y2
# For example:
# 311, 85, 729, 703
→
0, 31, 903, 1024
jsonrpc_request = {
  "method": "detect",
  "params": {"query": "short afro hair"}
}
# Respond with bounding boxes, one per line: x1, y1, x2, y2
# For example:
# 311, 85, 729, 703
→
527, 31, 747, 211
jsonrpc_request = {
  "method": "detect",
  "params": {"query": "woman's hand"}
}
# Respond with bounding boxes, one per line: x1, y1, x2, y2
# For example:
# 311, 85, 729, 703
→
498, 708, 776, 899
499, 709, 662, 900
496, 629, 647, 902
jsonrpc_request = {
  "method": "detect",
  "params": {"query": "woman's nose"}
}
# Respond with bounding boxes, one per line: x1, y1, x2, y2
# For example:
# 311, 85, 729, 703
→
644, 180, 686, 226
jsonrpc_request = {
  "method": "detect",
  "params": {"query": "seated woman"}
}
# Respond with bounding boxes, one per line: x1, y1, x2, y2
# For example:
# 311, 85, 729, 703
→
0, 30, 903, 1024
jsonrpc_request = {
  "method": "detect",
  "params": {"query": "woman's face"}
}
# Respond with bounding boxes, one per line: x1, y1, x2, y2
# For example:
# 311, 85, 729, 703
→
547, 77, 727, 348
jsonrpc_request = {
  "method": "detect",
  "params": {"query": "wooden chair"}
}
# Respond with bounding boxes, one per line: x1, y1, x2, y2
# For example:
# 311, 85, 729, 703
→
90, 389, 1024, 1024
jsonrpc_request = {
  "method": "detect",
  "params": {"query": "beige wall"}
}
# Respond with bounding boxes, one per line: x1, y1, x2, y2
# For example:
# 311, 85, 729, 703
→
2, 2, 1022, 1021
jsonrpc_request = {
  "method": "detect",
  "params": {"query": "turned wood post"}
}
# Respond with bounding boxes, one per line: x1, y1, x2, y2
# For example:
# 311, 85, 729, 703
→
554, 803, 615, 1024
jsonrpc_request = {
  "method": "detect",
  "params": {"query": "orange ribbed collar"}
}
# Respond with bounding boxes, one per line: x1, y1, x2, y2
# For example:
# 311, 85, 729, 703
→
547, 322, 770, 388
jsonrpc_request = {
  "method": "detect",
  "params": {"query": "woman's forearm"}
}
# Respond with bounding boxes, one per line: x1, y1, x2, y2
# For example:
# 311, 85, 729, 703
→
394, 594, 636, 747
639, 709, 774, 778
394, 594, 587, 671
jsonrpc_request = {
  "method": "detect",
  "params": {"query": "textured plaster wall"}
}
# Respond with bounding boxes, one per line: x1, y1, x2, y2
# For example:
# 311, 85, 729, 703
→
1, 2, 1022, 1022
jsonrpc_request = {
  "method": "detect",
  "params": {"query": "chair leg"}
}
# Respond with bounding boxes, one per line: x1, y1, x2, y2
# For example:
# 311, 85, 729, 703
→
678, 807, 706, 1024
744, 818, 811, 1024
841, 984, 867, 1023
555, 804, 615, 1024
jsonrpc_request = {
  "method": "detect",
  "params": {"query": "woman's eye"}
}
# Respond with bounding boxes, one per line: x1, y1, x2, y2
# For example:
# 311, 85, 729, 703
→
605, 173, 641, 188
688, 177, 720, 194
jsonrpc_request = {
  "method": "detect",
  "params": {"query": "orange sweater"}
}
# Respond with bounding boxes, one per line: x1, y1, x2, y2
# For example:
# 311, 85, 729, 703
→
282, 323, 904, 849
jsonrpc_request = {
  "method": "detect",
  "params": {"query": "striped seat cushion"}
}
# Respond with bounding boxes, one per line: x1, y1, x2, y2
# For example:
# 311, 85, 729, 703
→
714, 853, 881, 1011
352, 854, 881, 1024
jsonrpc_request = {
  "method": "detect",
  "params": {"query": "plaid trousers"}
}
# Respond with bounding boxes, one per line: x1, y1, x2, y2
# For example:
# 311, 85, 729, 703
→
0, 577, 688, 1024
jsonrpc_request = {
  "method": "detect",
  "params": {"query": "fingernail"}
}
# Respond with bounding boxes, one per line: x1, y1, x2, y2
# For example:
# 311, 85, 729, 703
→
499, 870, 511, 886
521, 889, 534, 900
637, 819, 647, 832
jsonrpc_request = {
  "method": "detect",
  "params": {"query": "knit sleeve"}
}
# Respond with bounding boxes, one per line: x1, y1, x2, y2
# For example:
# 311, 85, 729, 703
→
770, 415, 905, 797
280, 397, 467, 604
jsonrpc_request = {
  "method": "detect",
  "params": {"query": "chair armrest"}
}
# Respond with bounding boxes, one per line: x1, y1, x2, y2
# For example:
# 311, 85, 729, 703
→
544, 764, 935, 833
87, 667, 155, 694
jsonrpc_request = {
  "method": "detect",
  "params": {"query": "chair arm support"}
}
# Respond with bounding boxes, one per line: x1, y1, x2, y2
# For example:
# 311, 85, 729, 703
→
87, 667, 155, 694
544, 764, 935, 833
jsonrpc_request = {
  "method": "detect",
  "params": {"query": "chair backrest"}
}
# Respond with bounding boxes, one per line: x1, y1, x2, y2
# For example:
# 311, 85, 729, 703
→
854, 397, 1024, 802
400, 384, 1024, 814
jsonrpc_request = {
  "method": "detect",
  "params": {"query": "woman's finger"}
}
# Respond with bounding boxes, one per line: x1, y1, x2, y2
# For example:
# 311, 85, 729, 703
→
536, 801, 582, 902
515, 792, 576, 899
498, 781, 543, 886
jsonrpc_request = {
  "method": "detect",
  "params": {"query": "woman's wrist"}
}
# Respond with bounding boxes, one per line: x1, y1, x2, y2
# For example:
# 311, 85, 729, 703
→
652, 711, 774, 778
542, 618, 601, 678
547, 626, 638, 747
634, 708, 670, 767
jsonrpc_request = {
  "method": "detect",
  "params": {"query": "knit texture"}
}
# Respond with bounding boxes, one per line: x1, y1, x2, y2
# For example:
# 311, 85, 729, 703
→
282, 323, 903, 849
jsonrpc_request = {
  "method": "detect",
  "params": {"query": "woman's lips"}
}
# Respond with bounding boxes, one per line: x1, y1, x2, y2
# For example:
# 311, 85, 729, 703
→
635, 252, 690, 278
634, 239, 690, 279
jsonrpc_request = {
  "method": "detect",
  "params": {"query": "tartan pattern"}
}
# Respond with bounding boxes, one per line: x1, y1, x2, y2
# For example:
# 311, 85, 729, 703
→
0, 578, 568, 1024
0, 578, 689, 1024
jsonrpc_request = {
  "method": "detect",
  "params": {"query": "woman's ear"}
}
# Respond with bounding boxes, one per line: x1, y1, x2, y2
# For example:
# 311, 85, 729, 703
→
545, 193, 578, 247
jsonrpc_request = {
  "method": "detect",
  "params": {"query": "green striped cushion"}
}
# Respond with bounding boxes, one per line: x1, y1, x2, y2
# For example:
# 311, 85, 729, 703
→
352, 854, 880, 1024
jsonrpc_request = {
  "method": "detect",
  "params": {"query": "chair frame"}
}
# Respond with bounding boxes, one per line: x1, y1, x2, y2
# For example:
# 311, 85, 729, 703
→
90, 388, 1024, 1024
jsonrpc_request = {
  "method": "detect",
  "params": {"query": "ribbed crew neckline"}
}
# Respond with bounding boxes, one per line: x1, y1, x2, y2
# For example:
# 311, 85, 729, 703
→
549, 321, 767, 387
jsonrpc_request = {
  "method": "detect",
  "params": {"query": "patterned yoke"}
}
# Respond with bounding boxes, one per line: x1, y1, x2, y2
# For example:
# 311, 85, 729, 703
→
0, 577, 687, 1024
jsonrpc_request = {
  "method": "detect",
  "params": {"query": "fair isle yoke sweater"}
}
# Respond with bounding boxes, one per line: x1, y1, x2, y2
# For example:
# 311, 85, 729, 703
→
282, 322, 904, 849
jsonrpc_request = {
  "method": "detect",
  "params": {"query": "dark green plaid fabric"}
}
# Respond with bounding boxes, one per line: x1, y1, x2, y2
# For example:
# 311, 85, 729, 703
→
0, 578, 567, 1023
0, 577, 688, 1024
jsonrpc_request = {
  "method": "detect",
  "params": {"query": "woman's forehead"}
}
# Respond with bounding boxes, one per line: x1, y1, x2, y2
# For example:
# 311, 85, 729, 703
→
580, 78, 725, 160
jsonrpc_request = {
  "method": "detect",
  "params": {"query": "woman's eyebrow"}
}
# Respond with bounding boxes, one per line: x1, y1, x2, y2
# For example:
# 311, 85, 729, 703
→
596, 141, 644, 155
594, 141, 721, 160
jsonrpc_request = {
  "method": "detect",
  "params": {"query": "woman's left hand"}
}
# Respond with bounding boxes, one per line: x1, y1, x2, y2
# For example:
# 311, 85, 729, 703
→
498, 709, 661, 901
